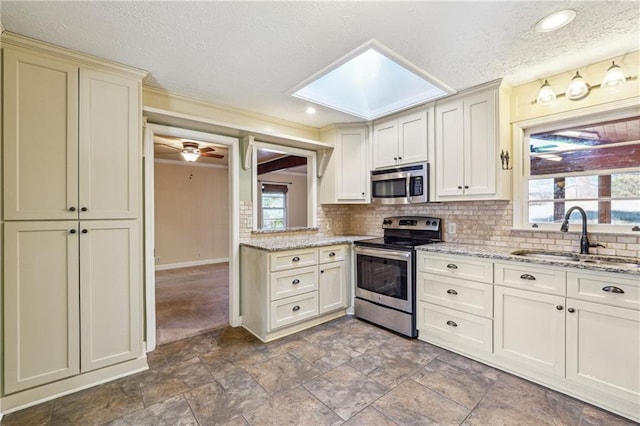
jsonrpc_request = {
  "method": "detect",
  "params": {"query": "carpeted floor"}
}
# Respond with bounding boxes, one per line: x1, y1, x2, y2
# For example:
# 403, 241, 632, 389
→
155, 263, 229, 345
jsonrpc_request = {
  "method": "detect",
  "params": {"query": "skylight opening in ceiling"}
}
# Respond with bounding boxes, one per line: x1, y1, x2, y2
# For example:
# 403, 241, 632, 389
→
289, 40, 455, 120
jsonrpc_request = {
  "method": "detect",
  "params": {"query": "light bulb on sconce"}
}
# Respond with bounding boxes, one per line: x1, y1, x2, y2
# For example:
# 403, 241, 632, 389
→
566, 71, 590, 101
602, 61, 626, 87
536, 80, 556, 104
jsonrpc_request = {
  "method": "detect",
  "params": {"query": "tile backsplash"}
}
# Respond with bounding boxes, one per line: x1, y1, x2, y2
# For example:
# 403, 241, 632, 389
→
240, 200, 639, 258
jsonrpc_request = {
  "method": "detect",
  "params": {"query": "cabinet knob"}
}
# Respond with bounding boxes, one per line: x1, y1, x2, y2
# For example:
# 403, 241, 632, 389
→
292, 305, 301, 312
329, 252, 336, 257
69, 207, 76, 212
556, 305, 563, 311
464, 185, 469, 189
602, 286, 624, 294
520, 273, 536, 281
394, 157, 398, 161
292, 279, 300, 285
446, 320, 458, 327
398, 157, 402, 160
568, 308, 575, 313
457, 186, 462, 190
69, 229, 77, 234
292, 256, 300, 262
446, 264, 458, 270
320, 270, 324, 274
446, 289, 458, 295
81, 207, 88, 212
82, 229, 88, 234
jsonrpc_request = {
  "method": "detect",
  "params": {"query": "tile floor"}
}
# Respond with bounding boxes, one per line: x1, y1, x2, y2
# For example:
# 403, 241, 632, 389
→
2, 316, 636, 426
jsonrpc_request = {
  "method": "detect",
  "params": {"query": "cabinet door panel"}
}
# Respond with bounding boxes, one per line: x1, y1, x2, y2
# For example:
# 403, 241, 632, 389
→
464, 90, 496, 195
319, 261, 347, 314
337, 128, 368, 200
372, 121, 398, 169
3, 49, 79, 220
80, 220, 142, 372
79, 70, 140, 219
566, 299, 640, 402
4, 221, 80, 393
435, 100, 464, 196
398, 111, 427, 164
494, 286, 565, 377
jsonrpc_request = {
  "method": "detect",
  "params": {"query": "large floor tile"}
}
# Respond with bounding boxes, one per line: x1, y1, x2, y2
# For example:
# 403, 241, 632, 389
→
1, 402, 53, 426
153, 332, 219, 365
304, 364, 388, 421
342, 406, 398, 426
579, 405, 638, 426
436, 350, 502, 381
290, 340, 361, 372
104, 395, 197, 425
347, 342, 424, 387
373, 379, 470, 425
244, 352, 321, 395
243, 386, 342, 426
138, 357, 215, 406
185, 371, 271, 425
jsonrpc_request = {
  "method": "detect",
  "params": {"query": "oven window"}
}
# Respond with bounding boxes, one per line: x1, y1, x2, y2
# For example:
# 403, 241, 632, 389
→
372, 178, 407, 198
356, 254, 408, 300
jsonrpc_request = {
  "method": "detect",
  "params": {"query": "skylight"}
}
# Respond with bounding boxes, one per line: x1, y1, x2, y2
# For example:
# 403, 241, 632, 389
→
290, 40, 454, 120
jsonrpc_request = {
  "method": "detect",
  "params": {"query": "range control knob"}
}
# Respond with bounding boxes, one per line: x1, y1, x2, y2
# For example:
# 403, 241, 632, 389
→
383, 219, 392, 225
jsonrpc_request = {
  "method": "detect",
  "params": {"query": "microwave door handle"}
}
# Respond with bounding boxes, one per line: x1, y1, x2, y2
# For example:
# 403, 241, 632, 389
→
405, 173, 412, 203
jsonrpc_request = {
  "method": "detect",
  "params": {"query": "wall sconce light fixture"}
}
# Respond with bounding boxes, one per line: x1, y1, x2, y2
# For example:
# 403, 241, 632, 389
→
533, 61, 635, 105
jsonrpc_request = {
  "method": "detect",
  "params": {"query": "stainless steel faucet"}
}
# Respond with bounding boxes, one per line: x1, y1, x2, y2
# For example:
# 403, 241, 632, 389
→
560, 206, 592, 254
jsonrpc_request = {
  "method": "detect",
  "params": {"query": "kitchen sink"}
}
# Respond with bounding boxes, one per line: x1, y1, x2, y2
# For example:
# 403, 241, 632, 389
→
511, 250, 639, 268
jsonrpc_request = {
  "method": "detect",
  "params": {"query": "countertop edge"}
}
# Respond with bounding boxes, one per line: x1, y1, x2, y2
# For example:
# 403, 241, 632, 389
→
240, 235, 375, 252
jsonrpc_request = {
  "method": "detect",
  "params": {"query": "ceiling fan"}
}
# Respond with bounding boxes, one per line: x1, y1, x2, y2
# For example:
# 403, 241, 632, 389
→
156, 140, 224, 162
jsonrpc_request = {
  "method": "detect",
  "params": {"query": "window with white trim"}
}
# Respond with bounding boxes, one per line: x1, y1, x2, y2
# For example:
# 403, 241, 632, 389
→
260, 184, 288, 230
522, 114, 640, 232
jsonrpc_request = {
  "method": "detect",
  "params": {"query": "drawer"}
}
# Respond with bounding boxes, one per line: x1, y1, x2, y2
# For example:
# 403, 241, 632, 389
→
417, 302, 493, 354
270, 292, 318, 330
270, 248, 318, 272
417, 273, 493, 317
567, 271, 640, 310
270, 266, 318, 301
319, 245, 347, 263
494, 262, 566, 295
418, 253, 493, 283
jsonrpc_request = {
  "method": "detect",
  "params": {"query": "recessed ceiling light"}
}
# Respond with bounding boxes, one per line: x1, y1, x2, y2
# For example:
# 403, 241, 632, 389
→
306, 106, 316, 114
289, 40, 454, 120
535, 9, 577, 33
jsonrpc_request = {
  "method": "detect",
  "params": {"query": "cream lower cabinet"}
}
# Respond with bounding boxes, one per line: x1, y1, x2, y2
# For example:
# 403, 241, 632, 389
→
4, 220, 142, 393
416, 253, 494, 360
241, 244, 348, 342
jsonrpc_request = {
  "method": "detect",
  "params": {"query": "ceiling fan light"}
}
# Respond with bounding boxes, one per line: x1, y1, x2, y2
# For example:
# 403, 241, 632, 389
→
181, 150, 200, 162
536, 80, 556, 104
602, 61, 626, 88
566, 71, 590, 101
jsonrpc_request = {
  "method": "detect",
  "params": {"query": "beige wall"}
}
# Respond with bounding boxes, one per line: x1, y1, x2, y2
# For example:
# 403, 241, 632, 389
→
154, 161, 229, 266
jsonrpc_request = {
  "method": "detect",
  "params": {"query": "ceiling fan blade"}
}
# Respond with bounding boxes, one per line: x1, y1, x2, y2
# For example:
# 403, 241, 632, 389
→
155, 143, 181, 151
199, 147, 216, 153
201, 152, 225, 159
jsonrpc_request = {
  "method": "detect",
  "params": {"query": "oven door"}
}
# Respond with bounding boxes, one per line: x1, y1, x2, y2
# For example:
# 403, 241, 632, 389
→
354, 245, 413, 313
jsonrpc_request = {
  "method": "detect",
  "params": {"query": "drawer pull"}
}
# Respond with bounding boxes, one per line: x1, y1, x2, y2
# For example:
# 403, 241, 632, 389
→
292, 256, 300, 262
292, 279, 300, 285
69, 229, 77, 234
602, 286, 624, 294
446, 264, 458, 270
329, 252, 336, 257
520, 273, 536, 281
446, 320, 458, 327
568, 308, 575, 313
69, 206, 76, 212
446, 289, 458, 295
292, 305, 301, 312
556, 305, 563, 311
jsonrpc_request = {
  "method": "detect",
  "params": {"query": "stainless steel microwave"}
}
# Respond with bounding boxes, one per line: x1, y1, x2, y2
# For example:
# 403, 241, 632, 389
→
371, 162, 429, 205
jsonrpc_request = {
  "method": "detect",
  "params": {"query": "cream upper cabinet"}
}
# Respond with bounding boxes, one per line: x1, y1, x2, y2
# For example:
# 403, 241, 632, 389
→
3, 48, 80, 220
319, 125, 369, 204
372, 108, 429, 169
4, 221, 81, 393
3, 46, 141, 220
434, 81, 511, 201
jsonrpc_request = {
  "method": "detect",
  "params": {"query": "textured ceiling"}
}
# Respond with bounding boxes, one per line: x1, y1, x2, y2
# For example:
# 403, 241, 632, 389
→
2, 1, 638, 128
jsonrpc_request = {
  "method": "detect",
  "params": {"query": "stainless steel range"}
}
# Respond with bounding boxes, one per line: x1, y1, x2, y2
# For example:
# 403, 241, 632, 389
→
354, 216, 443, 338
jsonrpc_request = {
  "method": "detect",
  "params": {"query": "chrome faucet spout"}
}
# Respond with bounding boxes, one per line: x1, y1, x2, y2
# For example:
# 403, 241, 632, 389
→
560, 206, 590, 254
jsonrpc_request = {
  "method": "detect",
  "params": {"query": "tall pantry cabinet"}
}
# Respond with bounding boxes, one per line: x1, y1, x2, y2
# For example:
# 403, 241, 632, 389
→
1, 33, 147, 402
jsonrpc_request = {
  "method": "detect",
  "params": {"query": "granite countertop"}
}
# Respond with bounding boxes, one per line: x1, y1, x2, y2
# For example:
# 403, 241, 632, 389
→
240, 235, 375, 252
415, 243, 640, 276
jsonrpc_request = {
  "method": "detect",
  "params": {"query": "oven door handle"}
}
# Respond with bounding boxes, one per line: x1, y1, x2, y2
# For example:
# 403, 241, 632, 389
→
354, 246, 412, 261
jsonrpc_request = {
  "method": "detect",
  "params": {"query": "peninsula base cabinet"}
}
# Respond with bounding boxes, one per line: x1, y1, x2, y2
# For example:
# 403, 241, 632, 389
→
241, 245, 348, 342
3, 221, 143, 394
416, 253, 640, 423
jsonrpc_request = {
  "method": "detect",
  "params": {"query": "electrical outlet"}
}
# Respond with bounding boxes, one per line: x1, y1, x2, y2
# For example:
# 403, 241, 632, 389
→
446, 223, 457, 234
